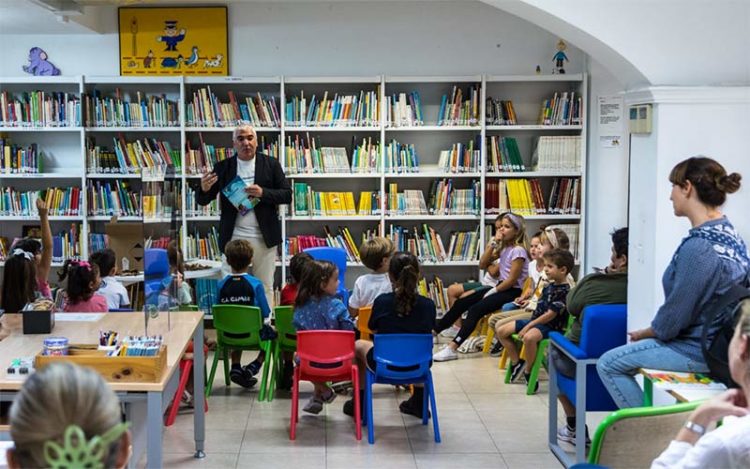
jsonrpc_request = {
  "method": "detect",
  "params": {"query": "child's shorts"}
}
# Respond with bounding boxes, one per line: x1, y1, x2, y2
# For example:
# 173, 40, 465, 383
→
462, 281, 483, 291
514, 319, 552, 339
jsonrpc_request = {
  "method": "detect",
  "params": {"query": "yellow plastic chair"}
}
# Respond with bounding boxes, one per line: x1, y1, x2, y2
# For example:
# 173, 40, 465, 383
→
358, 306, 373, 341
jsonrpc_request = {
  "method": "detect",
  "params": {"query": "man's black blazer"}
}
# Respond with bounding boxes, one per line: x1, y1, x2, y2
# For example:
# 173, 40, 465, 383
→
195, 152, 291, 252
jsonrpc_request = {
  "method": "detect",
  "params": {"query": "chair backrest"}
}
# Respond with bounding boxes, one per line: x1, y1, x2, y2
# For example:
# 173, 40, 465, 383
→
144, 248, 169, 277
358, 306, 373, 341
579, 304, 627, 358
372, 334, 432, 381
211, 304, 263, 348
590, 402, 699, 468
304, 247, 347, 285
296, 330, 355, 378
274, 305, 297, 349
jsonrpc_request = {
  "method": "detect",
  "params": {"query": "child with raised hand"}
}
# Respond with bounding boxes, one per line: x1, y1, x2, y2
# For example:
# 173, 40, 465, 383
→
497, 248, 575, 393
59, 259, 108, 312
90, 248, 130, 310
218, 239, 271, 389
11, 198, 53, 299
348, 237, 395, 317
280, 251, 313, 306
293, 259, 354, 414
433, 212, 529, 362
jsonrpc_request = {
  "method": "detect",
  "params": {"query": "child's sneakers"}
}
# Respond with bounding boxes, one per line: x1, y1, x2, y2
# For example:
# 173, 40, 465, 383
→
557, 424, 591, 446
230, 365, 258, 389
244, 360, 263, 377
523, 373, 540, 394
509, 359, 526, 383
303, 388, 336, 414
439, 325, 460, 338
489, 341, 504, 357
433, 345, 458, 362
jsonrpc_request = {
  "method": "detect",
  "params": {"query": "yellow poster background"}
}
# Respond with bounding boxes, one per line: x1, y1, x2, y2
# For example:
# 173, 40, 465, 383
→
119, 7, 228, 76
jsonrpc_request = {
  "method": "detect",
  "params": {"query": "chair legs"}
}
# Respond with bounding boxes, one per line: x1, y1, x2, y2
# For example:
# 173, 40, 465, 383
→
206, 346, 222, 397
166, 358, 208, 427
426, 374, 441, 443
366, 372, 375, 444
258, 342, 273, 402
367, 374, 440, 444
352, 365, 362, 441
482, 326, 495, 354
290, 367, 300, 440
525, 339, 548, 395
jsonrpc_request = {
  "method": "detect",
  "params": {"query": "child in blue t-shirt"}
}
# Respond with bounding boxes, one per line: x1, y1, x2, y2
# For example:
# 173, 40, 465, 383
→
293, 259, 354, 414
219, 239, 271, 389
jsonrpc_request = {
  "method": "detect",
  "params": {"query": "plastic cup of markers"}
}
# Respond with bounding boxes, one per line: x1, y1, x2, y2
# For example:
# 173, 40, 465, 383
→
98, 345, 117, 353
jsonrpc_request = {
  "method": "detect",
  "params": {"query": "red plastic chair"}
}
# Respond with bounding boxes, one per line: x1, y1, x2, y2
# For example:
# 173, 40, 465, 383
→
165, 343, 208, 427
290, 330, 361, 441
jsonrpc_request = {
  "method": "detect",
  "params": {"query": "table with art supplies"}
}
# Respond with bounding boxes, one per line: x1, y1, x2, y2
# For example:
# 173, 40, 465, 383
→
0, 310, 206, 469
639, 368, 727, 405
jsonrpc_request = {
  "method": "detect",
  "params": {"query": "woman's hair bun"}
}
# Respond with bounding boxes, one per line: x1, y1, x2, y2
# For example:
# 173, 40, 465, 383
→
718, 172, 742, 194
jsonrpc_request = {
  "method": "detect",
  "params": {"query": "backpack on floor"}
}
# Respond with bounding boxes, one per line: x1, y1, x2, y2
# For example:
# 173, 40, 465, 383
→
701, 284, 750, 387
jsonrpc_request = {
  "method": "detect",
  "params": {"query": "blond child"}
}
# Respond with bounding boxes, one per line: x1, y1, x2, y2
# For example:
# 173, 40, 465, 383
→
348, 237, 395, 317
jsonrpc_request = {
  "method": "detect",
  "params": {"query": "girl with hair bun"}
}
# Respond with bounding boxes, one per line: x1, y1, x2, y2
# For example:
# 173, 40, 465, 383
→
344, 252, 437, 422
598, 156, 750, 409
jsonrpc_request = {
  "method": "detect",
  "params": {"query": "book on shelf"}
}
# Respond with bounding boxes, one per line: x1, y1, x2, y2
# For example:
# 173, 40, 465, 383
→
386, 91, 424, 127
546, 177, 581, 214
183, 226, 221, 261
186, 87, 280, 128
88, 232, 108, 254
0, 187, 81, 217
284, 133, 350, 174
0, 138, 40, 174
0, 90, 81, 127
437, 139, 480, 173
532, 136, 581, 172
386, 183, 428, 215
438, 85, 480, 126
486, 136, 525, 172
145, 236, 171, 250
484, 177, 580, 216
485, 98, 517, 125
52, 224, 82, 262
426, 179, 481, 215
350, 137, 380, 173
83, 89, 179, 127
86, 135, 180, 175
87, 180, 140, 217
143, 180, 182, 220
185, 134, 277, 175
418, 275, 450, 314
286, 225, 371, 262
386, 224, 479, 263
538, 91, 583, 126
186, 186, 219, 216
384, 140, 419, 173
285, 89, 380, 127
292, 183, 376, 217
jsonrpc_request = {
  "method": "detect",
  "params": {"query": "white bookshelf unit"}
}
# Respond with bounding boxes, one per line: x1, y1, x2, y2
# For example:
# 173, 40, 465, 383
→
1, 74, 587, 293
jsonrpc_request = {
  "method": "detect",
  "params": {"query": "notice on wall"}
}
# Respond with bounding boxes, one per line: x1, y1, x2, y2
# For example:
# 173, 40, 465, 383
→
598, 95, 624, 148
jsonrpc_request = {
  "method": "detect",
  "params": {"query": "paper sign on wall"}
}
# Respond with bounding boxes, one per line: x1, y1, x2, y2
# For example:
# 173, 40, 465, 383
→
598, 95, 624, 148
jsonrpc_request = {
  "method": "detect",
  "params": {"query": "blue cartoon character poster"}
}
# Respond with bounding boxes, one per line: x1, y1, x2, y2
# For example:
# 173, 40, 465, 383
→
119, 7, 228, 76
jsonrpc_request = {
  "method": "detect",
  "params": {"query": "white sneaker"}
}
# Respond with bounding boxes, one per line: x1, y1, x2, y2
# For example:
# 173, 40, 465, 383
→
433, 345, 458, 362
303, 396, 324, 414
557, 424, 591, 446
440, 326, 459, 338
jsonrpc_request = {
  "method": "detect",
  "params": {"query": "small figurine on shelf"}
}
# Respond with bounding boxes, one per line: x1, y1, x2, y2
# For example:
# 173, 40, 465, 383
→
22, 47, 60, 76
552, 40, 569, 74
535, 65, 541, 75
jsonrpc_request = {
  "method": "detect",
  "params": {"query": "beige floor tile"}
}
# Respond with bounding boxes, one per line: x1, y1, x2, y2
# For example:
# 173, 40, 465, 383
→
163, 428, 244, 454
235, 452, 326, 469
326, 452, 418, 469
161, 452, 239, 469
501, 452, 564, 468
407, 428, 498, 454
415, 453, 509, 469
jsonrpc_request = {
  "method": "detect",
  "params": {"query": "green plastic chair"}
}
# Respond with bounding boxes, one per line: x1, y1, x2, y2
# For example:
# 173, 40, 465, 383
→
266, 305, 297, 401
503, 314, 575, 394
588, 401, 700, 468
207, 305, 273, 401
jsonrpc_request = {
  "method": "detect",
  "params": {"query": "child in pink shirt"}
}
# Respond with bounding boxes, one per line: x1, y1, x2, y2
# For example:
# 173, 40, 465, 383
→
60, 260, 108, 313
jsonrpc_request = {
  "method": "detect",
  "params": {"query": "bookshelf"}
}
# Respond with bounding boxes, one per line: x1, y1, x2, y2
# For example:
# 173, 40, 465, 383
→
0, 74, 587, 302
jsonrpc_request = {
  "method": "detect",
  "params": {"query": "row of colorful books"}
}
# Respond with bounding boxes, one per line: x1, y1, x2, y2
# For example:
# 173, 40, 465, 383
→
532, 136, 582, 172
418, 275, 449, 313
538, 91, 583, 126
292, 185, 381, 217
186, 87, 280, 128
183, 227, 221, 261
437, 141, 480, 173
487, 136, 525, 172
485, 98, 517, 125
184, 134, 277, 174
0, 225, 81, 264
285, 90, 380, 127
185, 186, 219, 216
438, 85, 481, 126
384, 140, 419, 173
284, 134, 350, 174
484, 177, 581, 216
285, 225, 369, 263
385, 92, 424, 127
142, 181, 182, 219
86, 136, 180, 174
387, 224, 480, 262
144, 236, 171, 250
0, 91, 81, 127
83, 91, 179, 127
385, 180, 481, 216
1, 140, 40, 174
0, 187, 82, 217
86, 180, 140, 217
350, 137, 380, 173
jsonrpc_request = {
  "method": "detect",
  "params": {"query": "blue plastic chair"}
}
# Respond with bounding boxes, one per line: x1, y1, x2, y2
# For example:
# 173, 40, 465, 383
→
144, 248, 170, 302
365, 334, 440, 444
548, 304, 627, 466
304, 246, 349, 305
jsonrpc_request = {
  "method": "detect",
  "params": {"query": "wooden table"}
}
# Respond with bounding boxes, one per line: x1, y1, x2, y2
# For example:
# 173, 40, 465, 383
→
0, 311, 206, 468
639, 368, 726, 405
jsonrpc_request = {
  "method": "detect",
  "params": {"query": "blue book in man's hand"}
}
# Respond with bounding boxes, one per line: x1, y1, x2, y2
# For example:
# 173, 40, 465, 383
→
221, 175, 259, 216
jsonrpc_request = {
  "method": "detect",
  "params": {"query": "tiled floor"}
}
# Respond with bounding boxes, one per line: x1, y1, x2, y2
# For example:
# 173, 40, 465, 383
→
162, 350, 570, 468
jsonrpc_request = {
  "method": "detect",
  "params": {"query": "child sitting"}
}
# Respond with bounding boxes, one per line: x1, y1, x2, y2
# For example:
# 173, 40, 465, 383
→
348, 237, 395, 317
293, 259, 354, 414
11, 199, 53, 299
280, 251, 313, 306
1, 249, 41, 314
59, 260, 108, 313
218, 239, 271, 389
497, 248, 575, 393
168, 240, 193, 306
90, 248, 130, 310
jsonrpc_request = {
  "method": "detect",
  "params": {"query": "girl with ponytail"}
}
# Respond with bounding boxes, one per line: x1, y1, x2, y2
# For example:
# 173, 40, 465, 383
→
343, 252, 437, 423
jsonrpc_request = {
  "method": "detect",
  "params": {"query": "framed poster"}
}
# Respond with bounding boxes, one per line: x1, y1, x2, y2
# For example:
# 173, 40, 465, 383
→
118, 6, 228, 76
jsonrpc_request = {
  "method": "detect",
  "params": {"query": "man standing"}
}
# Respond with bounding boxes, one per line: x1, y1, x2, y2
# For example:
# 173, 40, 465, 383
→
196, 125, 290, 306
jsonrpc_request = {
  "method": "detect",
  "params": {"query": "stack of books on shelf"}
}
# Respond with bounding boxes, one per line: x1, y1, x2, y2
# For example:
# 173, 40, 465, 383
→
285, 90, 380, 127
87, 136, 180, 175
0, 187, 81, 217
384, 140, 419, 173
547, 177, 581, 214
0, 91, 81, 127
52, 224, 81, 263
0, 237, 8, 260
1, 139, 40, 174
185, 186, 219, 216
186, 87, 280, 127
447, 229, 480, 261
486, 136, 525, 172
385, 92, 423, 127
484, 177, 581, 216
83, 90, 179, 127
87, 180, 140, 217
386, 183, 427, 215
437, 140, 480, 173
438, 85, 480, 126
427, 179, 481, 215
418, 275, 449, 313
292, 183, 379, 217
538, 92, 583, 126
183, 227, 221, 261
285, 134, 350, 174
88, 233, 107, 254
286, 225, 364, 262
145, 236, 171, 250
485, 98, 517, 125
532, 136, 581, 171
143, 181, 181, 220
350, 137, 381, 173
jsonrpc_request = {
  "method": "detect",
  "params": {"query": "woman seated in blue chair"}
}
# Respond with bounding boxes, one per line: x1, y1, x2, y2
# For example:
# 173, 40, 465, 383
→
343, 252, 437, 422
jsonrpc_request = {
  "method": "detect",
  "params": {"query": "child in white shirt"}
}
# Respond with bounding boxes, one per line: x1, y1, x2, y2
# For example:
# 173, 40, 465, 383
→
348, 237, 395, 317
90, 248, 130, 310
